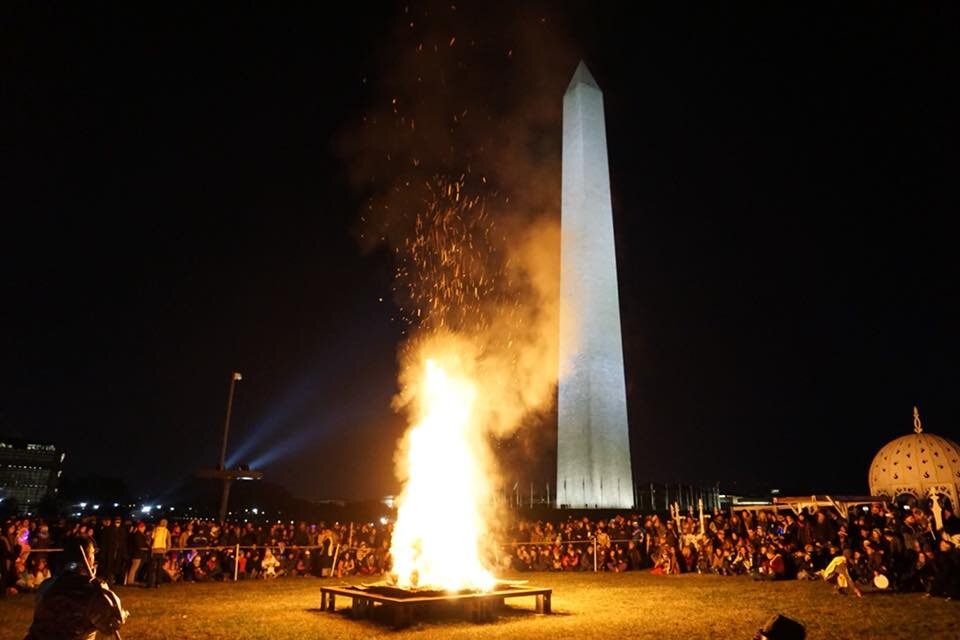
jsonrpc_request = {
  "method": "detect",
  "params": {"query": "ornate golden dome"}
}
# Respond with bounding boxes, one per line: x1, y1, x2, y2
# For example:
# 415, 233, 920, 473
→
868, 407, 960, 508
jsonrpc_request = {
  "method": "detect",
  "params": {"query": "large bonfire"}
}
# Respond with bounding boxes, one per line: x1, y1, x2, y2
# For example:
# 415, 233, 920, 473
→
386, 178, 500, 592
389, 351, 496, 591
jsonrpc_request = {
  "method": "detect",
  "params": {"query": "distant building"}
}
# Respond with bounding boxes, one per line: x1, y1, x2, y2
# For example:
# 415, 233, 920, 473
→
0, 438, 63, 508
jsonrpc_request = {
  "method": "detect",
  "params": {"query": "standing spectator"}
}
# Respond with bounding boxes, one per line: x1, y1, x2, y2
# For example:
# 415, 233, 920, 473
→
125, 522, 149, 586
179, 523, 193, 550
810, 512, 836, 546
97, 516, 122, 585
294, 522, 310, 547
146, 519, 171, 588
595, 524, 611, 551
32, 523, 52, 553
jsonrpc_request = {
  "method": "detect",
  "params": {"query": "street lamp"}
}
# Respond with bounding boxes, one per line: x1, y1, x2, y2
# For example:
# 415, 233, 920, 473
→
219, 371, 243, 471
195, 372, 262, 521
217, 371, 242, 521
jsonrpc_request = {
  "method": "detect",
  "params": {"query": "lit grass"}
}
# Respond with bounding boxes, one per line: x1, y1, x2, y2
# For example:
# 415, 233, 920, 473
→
1, 571, 957, 639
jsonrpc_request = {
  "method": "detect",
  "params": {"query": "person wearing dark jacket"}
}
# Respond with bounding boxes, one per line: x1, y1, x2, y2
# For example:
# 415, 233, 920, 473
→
929, 538, 960, 599
96, 517, 122, 586
24, 535, 128, 640
124, 522, 149, 586
942, 508, 960, 537
810, 512, 836, 546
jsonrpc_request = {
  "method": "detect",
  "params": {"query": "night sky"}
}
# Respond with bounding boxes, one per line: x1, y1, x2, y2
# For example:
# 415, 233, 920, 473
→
4, 3, 957, 502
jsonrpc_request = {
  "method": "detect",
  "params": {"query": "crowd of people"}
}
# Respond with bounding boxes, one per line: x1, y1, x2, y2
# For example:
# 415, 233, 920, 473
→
506, 502, 960, 597
0, 514, 391, 592
3, 500, 959, 599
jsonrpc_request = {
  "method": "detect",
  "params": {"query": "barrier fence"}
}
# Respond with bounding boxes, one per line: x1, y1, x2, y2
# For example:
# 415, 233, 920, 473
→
22, 537, 644, 579
21, 544, 340, 583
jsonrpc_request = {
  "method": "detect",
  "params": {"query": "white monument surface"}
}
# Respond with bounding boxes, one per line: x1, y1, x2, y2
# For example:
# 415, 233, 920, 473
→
557, 61, 634, 508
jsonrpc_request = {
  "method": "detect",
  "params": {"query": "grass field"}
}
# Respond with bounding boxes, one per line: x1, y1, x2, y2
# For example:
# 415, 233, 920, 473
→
2, 572, 957, 639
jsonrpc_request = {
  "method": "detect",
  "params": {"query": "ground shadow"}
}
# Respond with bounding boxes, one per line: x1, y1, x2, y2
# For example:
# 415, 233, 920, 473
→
306, 602, 562, 631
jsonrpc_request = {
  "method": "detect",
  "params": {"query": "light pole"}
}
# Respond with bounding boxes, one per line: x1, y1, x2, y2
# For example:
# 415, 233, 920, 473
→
217, 371, 242, 522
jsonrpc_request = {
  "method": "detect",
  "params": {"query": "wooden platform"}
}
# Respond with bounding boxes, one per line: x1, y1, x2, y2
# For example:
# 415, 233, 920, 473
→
319, 584, 552, 628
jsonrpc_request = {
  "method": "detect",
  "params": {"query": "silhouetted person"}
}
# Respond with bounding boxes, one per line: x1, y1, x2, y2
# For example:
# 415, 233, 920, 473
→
24, 536, 128, 640
96, 517, 121, 586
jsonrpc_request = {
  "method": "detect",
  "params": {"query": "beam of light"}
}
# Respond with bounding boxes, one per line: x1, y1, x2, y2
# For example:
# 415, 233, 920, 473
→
225, 376, 318, 469
245, 391, 390, 470
246, 425, 327, 470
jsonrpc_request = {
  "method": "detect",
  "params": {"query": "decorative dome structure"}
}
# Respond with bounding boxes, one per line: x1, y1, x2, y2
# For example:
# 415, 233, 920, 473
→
869, 407, 960, 509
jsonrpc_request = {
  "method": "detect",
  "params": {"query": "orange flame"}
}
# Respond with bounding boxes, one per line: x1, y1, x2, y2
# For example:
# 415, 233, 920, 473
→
389, 355, 496, 591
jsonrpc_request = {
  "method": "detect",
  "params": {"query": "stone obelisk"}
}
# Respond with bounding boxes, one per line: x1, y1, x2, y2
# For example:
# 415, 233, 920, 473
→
557, 61, 633, 508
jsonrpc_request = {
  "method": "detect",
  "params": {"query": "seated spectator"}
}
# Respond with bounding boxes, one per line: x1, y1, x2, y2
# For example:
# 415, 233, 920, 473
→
602, 549, 620, 573
794, 547, 816, 580
15, 558, 35, 592
335, 551, 355, 577
183, 554, 207, 583
820, 549, 862, 597
678, 545, 697, 573
758, 548, 786, 580
550, 546, 563, 572
204, 553, 223, 581
294, 553, 309, 577
533, 546, 550, 572
710, 545, 728, 576
651, 546, 673, 575
262, 548, 280, 579
161, 553, 181, 583
578, 543, 593, 572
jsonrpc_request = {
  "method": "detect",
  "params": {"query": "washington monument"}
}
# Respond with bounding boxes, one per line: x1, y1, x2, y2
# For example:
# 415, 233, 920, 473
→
557, 61, 634, 508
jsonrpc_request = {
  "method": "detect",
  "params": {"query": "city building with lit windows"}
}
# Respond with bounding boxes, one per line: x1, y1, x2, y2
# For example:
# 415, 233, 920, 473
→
0, 437, 63, 508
